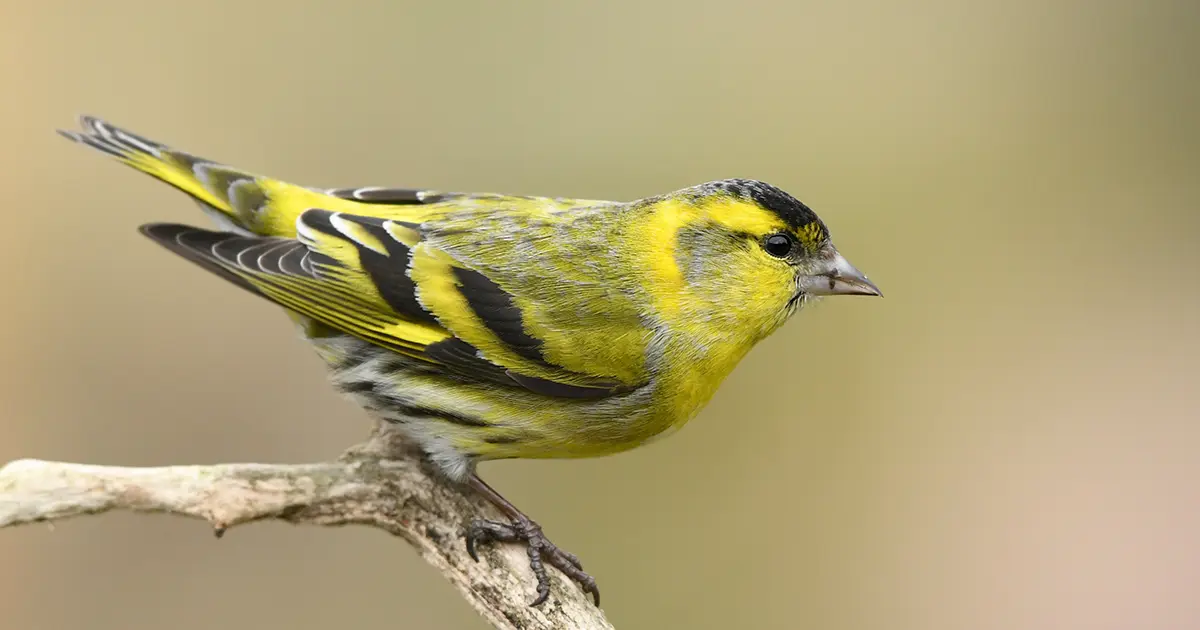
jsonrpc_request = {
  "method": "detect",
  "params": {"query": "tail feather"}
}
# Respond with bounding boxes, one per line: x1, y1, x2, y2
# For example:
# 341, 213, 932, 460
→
57, 116, 168, 157
58, 116, 269, 234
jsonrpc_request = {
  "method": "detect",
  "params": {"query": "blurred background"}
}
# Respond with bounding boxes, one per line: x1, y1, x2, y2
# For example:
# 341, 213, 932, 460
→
1, 1, 1197, 628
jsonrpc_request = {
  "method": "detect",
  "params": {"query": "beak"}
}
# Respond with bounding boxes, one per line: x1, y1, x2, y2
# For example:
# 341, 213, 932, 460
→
798, 251, 883, 297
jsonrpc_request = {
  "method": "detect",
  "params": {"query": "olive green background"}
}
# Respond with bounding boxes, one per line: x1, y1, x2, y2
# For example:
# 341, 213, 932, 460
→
2, 1, 1197, 629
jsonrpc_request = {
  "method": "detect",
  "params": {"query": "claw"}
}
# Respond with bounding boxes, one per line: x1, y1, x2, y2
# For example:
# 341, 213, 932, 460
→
531, 579, 551, 608
464, 516, 600, 607
582, 580, 600, 606
465, 520, 515, 562
465, 529, 482, 562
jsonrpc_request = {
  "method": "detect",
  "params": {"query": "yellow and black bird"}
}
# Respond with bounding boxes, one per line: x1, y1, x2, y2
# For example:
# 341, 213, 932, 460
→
59, 116, 881, 606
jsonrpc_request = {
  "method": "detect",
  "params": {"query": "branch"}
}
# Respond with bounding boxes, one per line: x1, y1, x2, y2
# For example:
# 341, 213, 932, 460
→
0, 424, 613, 630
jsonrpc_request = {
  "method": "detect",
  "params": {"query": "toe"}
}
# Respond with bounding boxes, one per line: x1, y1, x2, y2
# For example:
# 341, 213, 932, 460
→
464, 519, 521, 561
583, 578, 600, 606
560, 549, 584, 570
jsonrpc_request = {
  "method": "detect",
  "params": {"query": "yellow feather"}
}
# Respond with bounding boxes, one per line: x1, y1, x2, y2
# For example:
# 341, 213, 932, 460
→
637, 198, 688, 318
703, 197, 787, 234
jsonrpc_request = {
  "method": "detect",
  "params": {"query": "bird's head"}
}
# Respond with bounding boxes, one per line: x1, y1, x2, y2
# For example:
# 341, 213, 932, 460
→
663, 178, 881, 339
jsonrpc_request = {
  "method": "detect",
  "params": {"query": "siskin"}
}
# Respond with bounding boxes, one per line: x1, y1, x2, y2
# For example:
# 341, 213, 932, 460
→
59, 116, 881, 606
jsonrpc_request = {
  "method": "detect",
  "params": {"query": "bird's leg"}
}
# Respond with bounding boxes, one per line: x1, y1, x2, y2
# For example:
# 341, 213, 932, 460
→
464, 473, 600, 607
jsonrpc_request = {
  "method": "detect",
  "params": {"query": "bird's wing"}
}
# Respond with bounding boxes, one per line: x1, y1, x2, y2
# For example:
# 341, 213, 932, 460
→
141, 209, 637, 398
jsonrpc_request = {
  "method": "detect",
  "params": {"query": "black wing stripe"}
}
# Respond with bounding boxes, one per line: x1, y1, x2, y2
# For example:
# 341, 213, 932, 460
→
447, 266, 630, 398
314, 212, 440, 326
506, 371, 628, 399
297, 208, 340, 237
451, 266, 547, 363
423, 338, 513, 384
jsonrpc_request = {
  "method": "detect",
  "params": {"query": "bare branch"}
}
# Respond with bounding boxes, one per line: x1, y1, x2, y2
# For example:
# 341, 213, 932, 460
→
0, 425, 614, 630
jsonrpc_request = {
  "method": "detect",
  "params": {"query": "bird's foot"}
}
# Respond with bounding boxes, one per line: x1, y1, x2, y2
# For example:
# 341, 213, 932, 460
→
465, 517, 600, 607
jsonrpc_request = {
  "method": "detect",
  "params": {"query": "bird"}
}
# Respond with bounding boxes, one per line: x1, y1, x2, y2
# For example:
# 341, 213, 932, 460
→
57, 115, 881, 607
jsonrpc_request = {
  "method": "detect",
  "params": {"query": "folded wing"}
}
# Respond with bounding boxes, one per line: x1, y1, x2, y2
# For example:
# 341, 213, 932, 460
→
141, 208, 635, 398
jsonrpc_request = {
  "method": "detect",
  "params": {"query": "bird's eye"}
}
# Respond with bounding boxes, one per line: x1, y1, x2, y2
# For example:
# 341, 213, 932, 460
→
763, 233, 795, 258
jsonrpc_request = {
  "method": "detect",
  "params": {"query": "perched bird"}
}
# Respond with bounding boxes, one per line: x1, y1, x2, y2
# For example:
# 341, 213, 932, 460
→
58, 116, 881, 606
